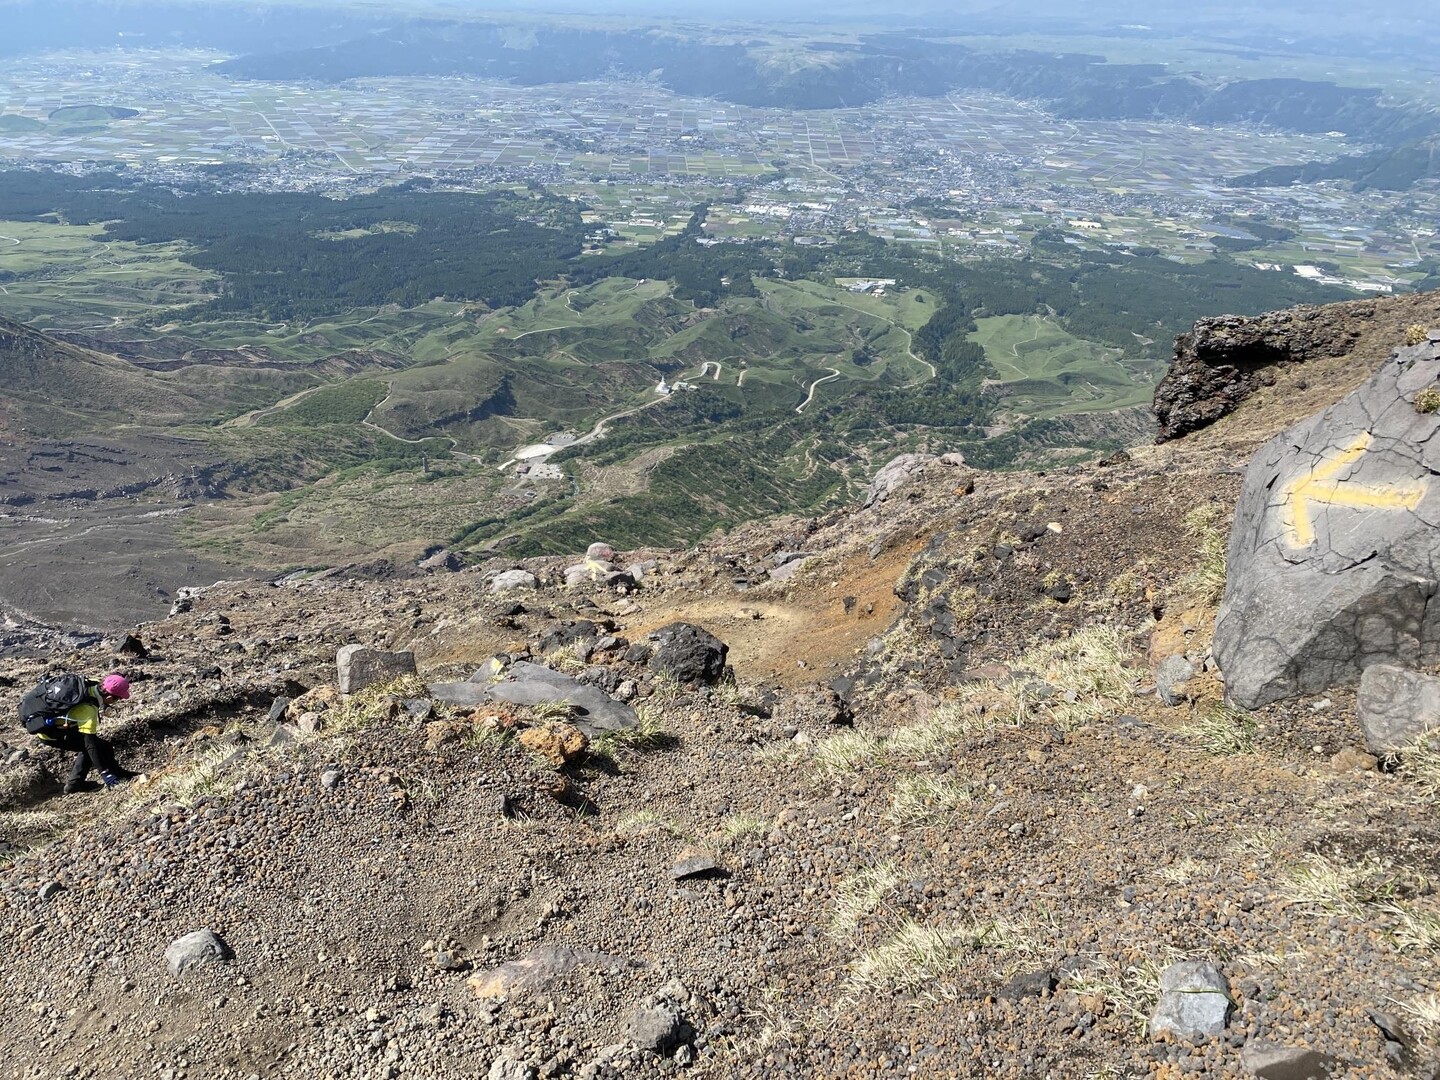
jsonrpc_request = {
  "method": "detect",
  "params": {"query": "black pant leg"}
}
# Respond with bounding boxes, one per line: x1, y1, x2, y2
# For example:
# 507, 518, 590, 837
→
82, 734, 120, 777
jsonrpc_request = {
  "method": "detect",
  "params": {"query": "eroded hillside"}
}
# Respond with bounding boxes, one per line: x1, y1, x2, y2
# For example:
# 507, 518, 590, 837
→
5, 293, 1440, 1080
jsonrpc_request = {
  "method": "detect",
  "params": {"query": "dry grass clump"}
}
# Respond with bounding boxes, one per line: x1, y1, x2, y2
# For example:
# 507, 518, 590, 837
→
716, 813, 771, 846
1015, 624, 1132, 728
1389, 738, 1440, 798
830, 862, 901, 937
1280, 851, 1440, 949
332, 674, 429, 733
615, 808, 691, 839
887, 774, 972, 825
1179, 702, 1258, 755
593, 705, 671, 754
812, 730, 886, 776
847, 914, 1040, 996
1395, 992, 1440, 1042
1405, 323, 1431, 346
1182, 504, 1230, 605
1065, 951, 1180, 1037
1415, 388, 1440, 415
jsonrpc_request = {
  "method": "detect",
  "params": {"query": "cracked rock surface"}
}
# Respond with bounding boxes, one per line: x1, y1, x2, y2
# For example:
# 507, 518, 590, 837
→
1215, 338, 1440, 708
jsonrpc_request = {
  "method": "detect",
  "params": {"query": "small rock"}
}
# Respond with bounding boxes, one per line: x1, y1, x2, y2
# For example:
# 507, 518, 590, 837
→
517, 723, 590, 767
1149, 960, 1229, 1041
1155, 655, 1197, 707
37, 881, 64, 902
267, 697, 291, 723
320, 769, 342, 790
648, 623, 729, 685
999, 968, 1055, 1001
335, 645, 417, 695
671, 853, 728, 882
435, 950, 470, 973
1239, 1043, 1339, 1080
490, 570, 539, 594
627, 1003, 684, 1053
488, 1054, 536, 1080
1357, 663, 1440, 753
165, 930, 232, 976
117, 633, 149, 658
1329, 747, 1377, 773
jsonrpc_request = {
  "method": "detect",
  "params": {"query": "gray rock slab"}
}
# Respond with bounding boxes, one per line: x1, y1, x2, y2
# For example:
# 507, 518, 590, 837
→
864, 452, 936, 507
1357, 662, 1440, 753
1240, 1043, 1338, 1080
165, 929, 231, 976
671, 855, 728, 881
430, 661, 636, 736
336, 645, 417, 695
469, 945, 636, 999
1150, 960, 1230, 1041
1215, 339, 1440, 708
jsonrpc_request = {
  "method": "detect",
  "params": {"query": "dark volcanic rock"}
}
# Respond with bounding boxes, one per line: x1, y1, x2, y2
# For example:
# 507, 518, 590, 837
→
647, 622, 729, 685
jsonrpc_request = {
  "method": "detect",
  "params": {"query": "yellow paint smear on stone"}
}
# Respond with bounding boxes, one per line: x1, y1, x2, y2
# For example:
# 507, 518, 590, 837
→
1281, 432, 1427, 549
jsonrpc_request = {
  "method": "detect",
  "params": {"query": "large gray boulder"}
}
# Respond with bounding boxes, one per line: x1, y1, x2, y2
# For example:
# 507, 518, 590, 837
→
863, 453, 935, 508
1215, 335, 1440, 708
336, 645, 417, 695
430, 662, 636, 736
1357, 663, 1440, 753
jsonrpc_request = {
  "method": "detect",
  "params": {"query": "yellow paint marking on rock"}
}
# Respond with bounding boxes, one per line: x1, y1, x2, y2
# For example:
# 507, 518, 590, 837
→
1281, 432, 1427, 549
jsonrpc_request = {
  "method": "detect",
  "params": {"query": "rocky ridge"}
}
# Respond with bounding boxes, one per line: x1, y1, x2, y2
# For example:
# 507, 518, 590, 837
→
2, 303, 1440, 1078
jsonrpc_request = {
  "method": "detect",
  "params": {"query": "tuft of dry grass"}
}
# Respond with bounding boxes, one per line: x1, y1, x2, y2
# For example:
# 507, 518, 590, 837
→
615, 809, 690, 839
812, 730, 885, 776
887, 774, 972, 825
1283, 852, 1399, 917
830, 862, 901, 937
1391, 738, 1440, 798
331, 674, 429, 734
1182, 504, 1230, 605
716, 813, 772, 847
846, 914, 1041, 996
1405, 323, 1431, 346
594, 705, 671, 754
1016, 624, 1133, 728
1066, 951, 1180, 1037
1180, 702, 1258, 755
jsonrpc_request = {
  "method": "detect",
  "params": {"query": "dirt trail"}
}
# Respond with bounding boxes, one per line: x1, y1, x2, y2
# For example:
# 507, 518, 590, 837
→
628, 542, 915, 687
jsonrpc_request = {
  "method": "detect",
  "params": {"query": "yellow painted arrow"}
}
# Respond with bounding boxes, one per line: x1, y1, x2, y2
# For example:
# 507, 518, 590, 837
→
1281, 432, 1427, 549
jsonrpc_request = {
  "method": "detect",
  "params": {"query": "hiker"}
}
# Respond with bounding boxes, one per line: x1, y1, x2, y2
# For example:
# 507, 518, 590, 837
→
23, 673, 138, 795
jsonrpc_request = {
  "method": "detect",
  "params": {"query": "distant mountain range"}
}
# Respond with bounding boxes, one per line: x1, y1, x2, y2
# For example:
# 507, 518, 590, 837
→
210, 25, 1440, 149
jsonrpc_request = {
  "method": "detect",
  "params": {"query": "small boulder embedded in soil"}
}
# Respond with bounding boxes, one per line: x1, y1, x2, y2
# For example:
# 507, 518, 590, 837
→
517, 722, 589, 767
1239, 1043, 1339, 1080
335, 645, 417, 694
1149, 960, 1230, 1041
1356, 662, 1440, 753
647, 622, 729, 685
164, 929, 231, 976
626, 1002, 684, 1053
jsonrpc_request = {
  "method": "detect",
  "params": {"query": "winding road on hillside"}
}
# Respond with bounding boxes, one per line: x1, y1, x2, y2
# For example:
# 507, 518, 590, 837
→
795, 368, 842, 414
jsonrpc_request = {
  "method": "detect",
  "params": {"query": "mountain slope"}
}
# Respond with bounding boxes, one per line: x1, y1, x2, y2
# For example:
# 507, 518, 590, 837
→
0, 316, 209, 433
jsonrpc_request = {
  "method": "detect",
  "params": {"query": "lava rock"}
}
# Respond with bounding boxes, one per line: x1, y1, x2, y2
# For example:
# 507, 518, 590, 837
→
648, 622, 729, 685
1357, 663, 1440, 753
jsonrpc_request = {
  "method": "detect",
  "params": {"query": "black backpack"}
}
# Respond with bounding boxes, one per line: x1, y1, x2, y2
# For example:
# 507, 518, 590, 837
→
18, 674, 90, 734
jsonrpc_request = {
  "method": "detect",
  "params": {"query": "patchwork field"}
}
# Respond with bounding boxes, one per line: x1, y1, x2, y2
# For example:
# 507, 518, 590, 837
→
969, 314, 1164, 417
